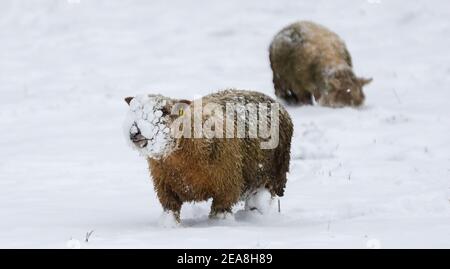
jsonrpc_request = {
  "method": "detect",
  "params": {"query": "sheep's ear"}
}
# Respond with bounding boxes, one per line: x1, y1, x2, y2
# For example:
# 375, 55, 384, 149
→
124, 97, 134, 105
359, 77, 373, 86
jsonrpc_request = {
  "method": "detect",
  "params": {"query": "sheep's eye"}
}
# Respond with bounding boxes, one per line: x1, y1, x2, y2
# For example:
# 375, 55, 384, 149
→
178, 108, 184, 116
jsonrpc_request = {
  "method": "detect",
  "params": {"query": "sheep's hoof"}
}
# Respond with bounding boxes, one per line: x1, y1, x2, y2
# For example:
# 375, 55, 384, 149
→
276, 90, 294, 102
209, 211, 234, 221
158, 210, 181, 228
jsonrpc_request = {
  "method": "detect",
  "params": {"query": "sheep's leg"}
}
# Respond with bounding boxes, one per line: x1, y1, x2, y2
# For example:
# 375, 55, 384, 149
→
295, 89, 313, 105
159, 209, 181, 227
155, 186, 182, 223
284, 89, 300, 104
273, 73, 299, 104
209, 195, 237, 219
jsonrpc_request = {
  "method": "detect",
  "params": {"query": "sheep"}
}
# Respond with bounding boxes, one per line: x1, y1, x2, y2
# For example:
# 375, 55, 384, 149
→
269, 21, 372, 107
123, 89, 293, 223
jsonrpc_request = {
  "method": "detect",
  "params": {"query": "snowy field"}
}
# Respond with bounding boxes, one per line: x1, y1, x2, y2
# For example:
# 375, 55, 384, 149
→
1, 0, 450, 248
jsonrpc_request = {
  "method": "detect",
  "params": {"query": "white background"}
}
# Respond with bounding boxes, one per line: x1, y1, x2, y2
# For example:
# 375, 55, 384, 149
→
0, 0, 449, 248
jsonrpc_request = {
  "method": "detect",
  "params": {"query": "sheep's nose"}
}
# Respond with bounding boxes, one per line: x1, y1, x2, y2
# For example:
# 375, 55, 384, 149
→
130, 132, 144, 142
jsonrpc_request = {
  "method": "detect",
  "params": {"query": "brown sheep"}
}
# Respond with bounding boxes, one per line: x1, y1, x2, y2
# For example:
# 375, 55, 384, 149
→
123, 89, 293, 224
269, 21, 372, 107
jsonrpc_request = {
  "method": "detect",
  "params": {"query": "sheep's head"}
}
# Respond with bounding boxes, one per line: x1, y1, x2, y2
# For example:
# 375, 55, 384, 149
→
319, 69, 372, 108
123, 94, 191, 159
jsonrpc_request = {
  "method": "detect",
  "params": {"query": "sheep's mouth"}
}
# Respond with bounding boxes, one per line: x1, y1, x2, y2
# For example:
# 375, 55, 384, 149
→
133, 139, 148, 148
130, 133, 150, 148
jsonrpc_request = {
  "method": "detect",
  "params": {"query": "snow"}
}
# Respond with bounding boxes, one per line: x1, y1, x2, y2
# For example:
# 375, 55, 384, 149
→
158, 211, 180, 229
123, 94, 173, 159
65, 238, 81, 249
1, 0, 450, 248
245, 187, 276, 214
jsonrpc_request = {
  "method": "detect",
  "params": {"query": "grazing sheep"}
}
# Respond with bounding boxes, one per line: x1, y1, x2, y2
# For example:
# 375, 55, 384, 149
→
123, 89, 293, 223
269, 21, 372, 107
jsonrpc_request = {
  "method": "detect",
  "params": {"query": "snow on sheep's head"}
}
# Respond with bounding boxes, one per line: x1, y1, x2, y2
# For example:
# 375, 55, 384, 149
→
123, 94, 191, 159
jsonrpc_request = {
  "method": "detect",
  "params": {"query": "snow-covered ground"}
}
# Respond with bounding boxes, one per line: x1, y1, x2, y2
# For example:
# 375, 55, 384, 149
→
1, 0, 450, 248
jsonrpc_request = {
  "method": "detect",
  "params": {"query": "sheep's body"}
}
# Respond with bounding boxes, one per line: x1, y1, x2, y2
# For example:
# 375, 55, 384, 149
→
269, 21, 371, 107
124, 89, 293, 222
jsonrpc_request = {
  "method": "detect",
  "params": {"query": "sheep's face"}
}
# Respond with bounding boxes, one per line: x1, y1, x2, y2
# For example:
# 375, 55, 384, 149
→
319, 71, 372, 108
123, 94, 190, 159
